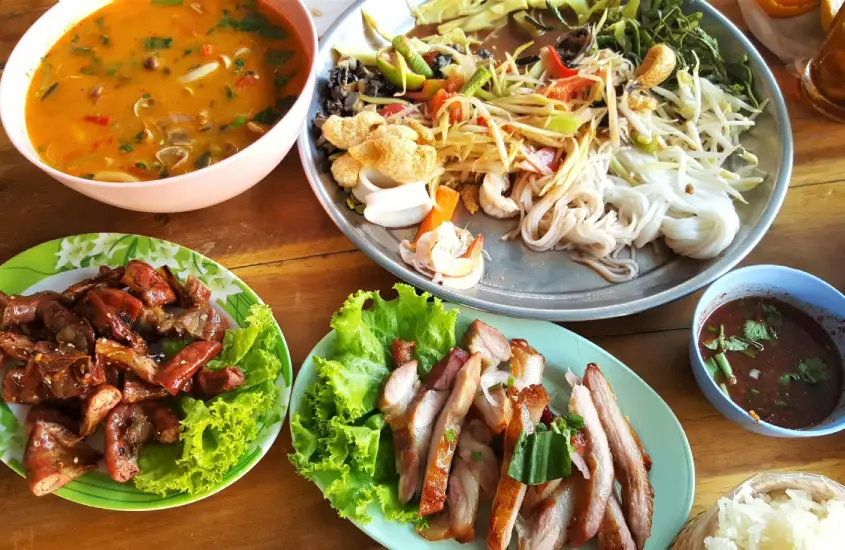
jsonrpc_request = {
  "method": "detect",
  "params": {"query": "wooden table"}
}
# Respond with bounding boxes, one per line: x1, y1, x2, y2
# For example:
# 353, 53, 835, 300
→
1, 1, 845, 548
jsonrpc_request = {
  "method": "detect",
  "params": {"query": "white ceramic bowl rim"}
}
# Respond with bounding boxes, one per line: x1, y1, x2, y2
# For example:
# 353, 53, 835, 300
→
0, 0, 317, 190
692, 264, 845, 437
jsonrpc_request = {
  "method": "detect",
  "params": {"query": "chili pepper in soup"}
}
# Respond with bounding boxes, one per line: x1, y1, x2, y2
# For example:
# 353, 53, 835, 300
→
699, 296, 843, 430
25, 0, 306, 182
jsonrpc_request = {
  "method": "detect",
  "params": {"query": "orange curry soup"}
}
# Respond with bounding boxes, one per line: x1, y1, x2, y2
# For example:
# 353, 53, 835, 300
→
26, 0, 306, 182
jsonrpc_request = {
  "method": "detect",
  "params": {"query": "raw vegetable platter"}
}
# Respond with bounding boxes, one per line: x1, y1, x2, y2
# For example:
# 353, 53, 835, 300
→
0, 234, 292, 510
297, 0, 793, 321
289, 286, 695, 549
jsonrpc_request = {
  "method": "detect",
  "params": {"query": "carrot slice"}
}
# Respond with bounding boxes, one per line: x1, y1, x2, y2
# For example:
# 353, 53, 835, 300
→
415, 186, 460, 242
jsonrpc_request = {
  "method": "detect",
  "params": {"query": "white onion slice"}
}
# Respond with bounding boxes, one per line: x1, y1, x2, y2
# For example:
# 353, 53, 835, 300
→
92, 171, 140, 183
219, 55, 232, 69
565, 370, 581, 388
233, 47, 251, 57
179, 62, 220, 84
571, 449, 590, 480
479, 370, 526, 406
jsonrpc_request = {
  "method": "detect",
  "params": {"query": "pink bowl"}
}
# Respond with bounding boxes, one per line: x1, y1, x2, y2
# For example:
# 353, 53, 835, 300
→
0, 0, 317, 213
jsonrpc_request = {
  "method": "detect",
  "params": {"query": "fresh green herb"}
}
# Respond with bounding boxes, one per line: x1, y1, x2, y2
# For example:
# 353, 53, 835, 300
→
80, 173, 94, 180
72, 46, 93, 56
234, 58, 245, 70
134, 131, 145, 143
274, 73, 293, 89
798, 357, 829, 385
718, 382, 729, 395
151, 0, 183, 5
444, 429, 457, 442
221, 11, 287, 38
100, 35, 110, 45
41, 82, 59, 101
264, 49, 293, 68
159, 168, 170, 178
142, 93, 151, 99
225, 85, 237, 100
471, 451, 482, 462
565, 414, 585, 430
145, 36, 173, 50
507, 375, 515, 389
134, 161, 148, 170
230, 114, 249, 128
249, 107, 276, 125
779, 373, 800, 387
161, 337, 193, 358
184, 48, 193, 55
703, 339, 718, 351
774, 400, 788, 408
762, 304, 783, 328
507, 427, 573, 485
706, 325, 719, 334
704, 357, 719, 379
80, 65, 99, 75
37, 146, 46, 153
743, 320, 775, 342
119, 142, 133, 153
713, 352, 736, 385
717, 324, 726, 350
596, 0, 759, 105
546, 0, 567, 24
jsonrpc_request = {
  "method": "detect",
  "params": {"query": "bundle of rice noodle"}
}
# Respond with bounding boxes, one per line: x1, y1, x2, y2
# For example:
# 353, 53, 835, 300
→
672, 472, 845, 550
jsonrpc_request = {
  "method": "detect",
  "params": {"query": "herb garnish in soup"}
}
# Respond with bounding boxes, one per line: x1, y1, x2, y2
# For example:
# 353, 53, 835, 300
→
699, 297, 843, 429
25, 0, 306, 182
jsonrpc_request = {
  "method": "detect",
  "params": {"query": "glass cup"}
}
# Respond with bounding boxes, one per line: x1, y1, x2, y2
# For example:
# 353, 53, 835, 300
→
802, 7, 845, 122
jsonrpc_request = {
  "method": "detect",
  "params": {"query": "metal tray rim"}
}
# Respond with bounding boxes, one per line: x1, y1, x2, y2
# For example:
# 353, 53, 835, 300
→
296, 0, 793, 322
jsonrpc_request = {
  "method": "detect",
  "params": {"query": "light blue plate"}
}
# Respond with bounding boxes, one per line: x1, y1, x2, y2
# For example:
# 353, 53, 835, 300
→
290, 305, 695, 549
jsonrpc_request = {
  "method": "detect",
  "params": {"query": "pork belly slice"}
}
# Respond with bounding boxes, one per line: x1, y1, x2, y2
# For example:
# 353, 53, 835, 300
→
584, 364, 654, 549
464, 320, 511, 371
516, 477, 577, 550
487, 385, 550, 550
378, 360, 422, 504
569, 384, 615, 546
419, 354, 482, 516
403, 388, 449, 503
598, 493, 636, 550
510, 339, 545, 385
448, 419, 499, 542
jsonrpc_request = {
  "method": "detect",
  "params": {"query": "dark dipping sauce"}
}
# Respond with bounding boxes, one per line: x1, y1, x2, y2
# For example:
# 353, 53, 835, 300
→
699, 296, 843, 430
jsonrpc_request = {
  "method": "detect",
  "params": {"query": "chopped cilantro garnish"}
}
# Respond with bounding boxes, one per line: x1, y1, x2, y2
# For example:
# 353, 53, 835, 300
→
264, 49, 293, 68
135, 161, 148, 169
230, 114, 248, 128
234, 58, 245, 70
444, 429, 456, 442
151, 0, 183, 5
565, 414, 585, 429
100, 35, 110, 45
145, 36, 173, 50
184, 48, 193, 55
134, 131, 145, 143
743, 320, 775, 342
80, 173, 94, 180
225, 86, 236, 100
119, 143, 133, 153
798, 357, 829, 384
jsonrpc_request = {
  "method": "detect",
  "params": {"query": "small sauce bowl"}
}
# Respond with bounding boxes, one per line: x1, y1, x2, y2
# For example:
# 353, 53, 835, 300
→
690, 265, 845, 437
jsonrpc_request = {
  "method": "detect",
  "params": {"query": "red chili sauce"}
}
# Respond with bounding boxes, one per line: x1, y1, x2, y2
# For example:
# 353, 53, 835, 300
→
699, 296, 843, 429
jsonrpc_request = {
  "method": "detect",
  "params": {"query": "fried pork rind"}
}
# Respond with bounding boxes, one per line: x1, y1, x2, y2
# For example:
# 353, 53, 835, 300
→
348, 137, 438, 184
322, 111, 385, 150
330, 153, 362, 188
460, 184, 481, 215
370, 124, 419, 142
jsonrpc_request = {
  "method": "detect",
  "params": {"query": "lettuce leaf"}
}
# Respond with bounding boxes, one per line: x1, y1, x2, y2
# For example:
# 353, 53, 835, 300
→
288, 284, 457, 525
134, 304, 283, 496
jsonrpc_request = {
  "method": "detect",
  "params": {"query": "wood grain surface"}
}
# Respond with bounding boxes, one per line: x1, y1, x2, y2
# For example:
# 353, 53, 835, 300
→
1, 1, 845, 549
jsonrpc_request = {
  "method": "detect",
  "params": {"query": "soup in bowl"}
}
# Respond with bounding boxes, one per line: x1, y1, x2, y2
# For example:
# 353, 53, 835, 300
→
0, 0, 317, 212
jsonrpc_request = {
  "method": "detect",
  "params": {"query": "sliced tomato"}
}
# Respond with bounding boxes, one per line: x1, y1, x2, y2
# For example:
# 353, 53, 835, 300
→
423, 51, 439, 66
84, 115, 111, 125
540, 78, 594, 101
200, 44, 215, 57
445, 71, 464, 93
378, 103, 408, 117
540, 46, 579, 79
430, 89, 463, 123
235, 73, 259, 88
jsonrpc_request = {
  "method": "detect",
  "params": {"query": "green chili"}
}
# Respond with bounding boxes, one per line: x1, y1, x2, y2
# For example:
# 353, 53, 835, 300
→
376, 55, 425, 91
459, 66, 492, 97
391, 35, 434, 78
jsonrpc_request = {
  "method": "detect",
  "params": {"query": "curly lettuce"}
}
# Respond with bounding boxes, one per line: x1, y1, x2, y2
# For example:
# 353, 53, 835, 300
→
134, 304, 283, 496
289, 284, 457, 525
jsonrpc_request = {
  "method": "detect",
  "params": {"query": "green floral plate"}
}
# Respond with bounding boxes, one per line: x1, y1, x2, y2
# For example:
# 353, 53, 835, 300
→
0, 233, 292, 510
